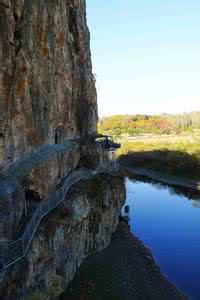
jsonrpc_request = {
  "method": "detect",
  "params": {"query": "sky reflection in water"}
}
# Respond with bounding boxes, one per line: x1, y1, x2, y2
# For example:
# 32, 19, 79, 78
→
123, 177, 200, 300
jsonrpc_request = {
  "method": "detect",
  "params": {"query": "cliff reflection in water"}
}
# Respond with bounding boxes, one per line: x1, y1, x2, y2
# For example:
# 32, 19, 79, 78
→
123, 175, 200, 300
127, 173, 200, 202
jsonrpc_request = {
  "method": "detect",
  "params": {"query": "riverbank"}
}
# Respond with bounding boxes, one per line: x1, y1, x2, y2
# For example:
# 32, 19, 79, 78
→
121, 165, 200, 191
118, 140, 200, 183
60, 220, 187, 300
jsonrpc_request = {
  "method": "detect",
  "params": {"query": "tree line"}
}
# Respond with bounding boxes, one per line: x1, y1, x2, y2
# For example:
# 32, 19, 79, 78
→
98, 112, 200, 137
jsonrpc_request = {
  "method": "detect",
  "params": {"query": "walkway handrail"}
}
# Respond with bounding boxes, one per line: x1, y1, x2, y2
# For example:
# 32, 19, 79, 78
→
0, 140, 79, 181
0, 164, 119, 280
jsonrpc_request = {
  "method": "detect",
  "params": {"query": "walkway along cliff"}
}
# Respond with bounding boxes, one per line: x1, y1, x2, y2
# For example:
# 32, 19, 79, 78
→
0, 1, 126, 299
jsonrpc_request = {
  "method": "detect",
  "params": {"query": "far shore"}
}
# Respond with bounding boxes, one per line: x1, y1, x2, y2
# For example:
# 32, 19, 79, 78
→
121, 165, 200, 191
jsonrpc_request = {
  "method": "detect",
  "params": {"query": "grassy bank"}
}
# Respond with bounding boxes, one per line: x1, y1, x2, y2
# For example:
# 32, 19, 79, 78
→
118, 138, 200, 181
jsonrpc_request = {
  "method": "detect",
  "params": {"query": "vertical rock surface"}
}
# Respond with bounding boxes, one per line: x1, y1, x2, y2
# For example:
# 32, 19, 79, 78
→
0, 2, 126, 299
0, 0, 97, 167
0, 175, 125, 300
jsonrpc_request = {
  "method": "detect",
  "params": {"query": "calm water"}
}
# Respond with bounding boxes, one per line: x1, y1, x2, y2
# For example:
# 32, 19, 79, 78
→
123, 177, 200, 300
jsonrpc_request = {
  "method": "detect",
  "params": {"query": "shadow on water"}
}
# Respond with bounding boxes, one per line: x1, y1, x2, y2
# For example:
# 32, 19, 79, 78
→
119, 149, 200, 181
126, 172, 200, 202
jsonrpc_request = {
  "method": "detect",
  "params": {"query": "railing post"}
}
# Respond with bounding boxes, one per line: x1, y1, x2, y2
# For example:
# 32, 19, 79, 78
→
0, 166, 103, 276
0, 243, 5, 269
26, 225, 30, 253
22, 237, 25, 257
40, 200, 43, 218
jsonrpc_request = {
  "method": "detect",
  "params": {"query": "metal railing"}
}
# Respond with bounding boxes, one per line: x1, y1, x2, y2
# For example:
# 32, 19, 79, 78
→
0, 140, 79, 181
0, 162, 119, 281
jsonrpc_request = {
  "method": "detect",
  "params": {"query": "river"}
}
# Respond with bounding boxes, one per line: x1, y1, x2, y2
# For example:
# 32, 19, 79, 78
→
123, 175, 200, 300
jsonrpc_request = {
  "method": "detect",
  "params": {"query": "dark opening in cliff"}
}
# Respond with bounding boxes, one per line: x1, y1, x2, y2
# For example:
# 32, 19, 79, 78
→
55, 126, 65, 144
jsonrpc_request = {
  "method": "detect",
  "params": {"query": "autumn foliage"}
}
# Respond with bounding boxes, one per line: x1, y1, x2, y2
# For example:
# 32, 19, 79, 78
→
98, 113, 200, 137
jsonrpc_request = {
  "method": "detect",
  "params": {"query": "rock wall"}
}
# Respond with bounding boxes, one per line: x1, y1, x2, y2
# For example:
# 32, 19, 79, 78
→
0, 0, 97, 241
0, 175, 125, 300
0, 178, 25, 240
0, 2, 126, 299
0, 0, 97, 167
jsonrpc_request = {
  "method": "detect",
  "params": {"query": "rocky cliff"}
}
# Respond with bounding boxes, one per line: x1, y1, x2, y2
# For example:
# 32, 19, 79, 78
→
1, 175, 125, 300
0, 0, 98, 242
0, 0, 97, 167
0, 1, 126, 299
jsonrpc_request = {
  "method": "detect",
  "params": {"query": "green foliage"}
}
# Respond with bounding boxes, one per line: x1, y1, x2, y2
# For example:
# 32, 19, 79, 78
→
28, 293, 40, 300
98, 112, 200, 137
28, 280, 62, 299
99, 112, 200, 181
119, 139, 200, 181
45, 279, 62, 298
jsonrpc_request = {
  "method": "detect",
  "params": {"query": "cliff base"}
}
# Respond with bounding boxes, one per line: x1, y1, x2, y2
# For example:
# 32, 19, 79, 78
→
61, 220, 187, 300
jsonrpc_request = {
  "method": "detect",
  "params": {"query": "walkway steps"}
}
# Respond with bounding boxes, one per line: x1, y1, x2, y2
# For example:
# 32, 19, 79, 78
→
0, 165, 119, 282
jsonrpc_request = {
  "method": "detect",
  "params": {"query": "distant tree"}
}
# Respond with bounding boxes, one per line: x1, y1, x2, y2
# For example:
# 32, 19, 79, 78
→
98, 112, 199, 136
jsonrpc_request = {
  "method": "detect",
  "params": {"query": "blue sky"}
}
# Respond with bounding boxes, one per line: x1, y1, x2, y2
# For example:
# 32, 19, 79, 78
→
86, 0, 200, 117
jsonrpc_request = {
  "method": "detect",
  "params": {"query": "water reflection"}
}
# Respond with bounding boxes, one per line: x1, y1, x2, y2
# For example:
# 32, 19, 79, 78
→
192, 200, 200, 208
127, 173, 200, 202
123, 175, 200, 300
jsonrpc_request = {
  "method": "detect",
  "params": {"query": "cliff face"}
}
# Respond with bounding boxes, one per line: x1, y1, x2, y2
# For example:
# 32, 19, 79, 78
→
0, 0, 97, 167
0, 2, 126, 299
1, 175, 125, 300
